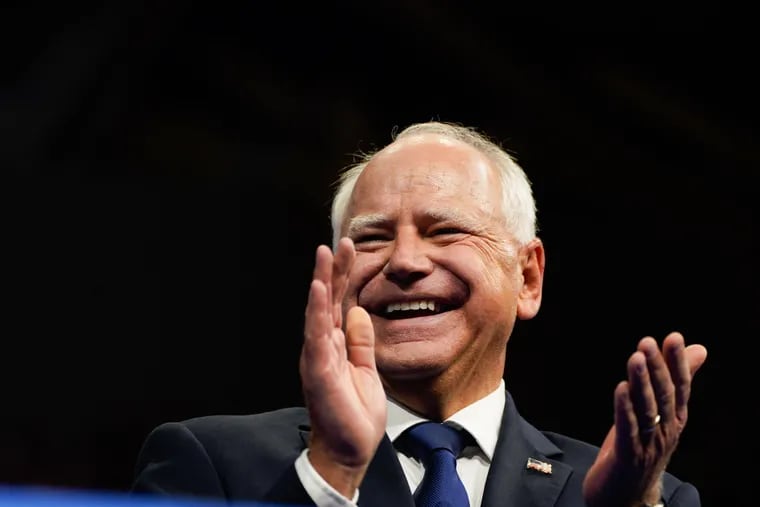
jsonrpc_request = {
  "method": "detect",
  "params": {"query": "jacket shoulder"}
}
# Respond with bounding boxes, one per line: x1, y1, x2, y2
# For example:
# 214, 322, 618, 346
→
176, 407, 311, 463
133, 407, 311, 500
181, 407, 310, 439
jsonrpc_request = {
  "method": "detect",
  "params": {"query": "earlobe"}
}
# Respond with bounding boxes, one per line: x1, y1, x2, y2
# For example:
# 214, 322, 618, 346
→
516, 239, 545, 320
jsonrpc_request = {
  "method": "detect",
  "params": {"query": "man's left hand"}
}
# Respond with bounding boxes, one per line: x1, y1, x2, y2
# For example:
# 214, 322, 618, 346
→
583, 332, 708, 507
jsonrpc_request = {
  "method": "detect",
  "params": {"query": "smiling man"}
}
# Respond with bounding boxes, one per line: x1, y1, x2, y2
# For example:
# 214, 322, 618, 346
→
132, 121, 708, 507
332, 130, 540, 420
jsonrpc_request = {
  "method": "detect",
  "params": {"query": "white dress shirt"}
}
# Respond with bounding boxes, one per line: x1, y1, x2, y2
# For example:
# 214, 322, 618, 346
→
295, 379, 506, 507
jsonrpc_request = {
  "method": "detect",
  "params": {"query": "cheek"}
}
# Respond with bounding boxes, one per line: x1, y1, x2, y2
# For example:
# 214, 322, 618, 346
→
346, 254, 386, 304
446, 242, 516, 293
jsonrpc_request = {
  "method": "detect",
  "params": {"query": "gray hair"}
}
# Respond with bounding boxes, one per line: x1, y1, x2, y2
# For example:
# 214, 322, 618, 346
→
330, 121, 537, 249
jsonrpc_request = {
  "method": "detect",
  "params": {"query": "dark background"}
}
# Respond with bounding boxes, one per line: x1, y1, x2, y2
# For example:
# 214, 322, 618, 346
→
2, 2, 757, 506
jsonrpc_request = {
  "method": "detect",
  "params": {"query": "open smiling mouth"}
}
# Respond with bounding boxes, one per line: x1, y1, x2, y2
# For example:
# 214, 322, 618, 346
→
377, 300, 458, 320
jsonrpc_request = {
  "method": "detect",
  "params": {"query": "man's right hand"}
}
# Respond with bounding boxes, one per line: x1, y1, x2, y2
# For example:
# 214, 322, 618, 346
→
299, 237, 387, 499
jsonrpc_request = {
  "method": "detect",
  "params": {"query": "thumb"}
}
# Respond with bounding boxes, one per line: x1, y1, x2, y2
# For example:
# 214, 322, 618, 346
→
685, 344, 708, 376
345, 306, 376, 370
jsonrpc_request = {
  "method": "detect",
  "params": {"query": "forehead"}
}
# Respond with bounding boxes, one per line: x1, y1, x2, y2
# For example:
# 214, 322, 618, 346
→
350, 134, 500, 207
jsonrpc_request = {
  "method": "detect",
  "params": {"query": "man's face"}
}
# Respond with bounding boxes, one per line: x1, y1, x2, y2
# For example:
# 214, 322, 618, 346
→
341, 134, 529, 387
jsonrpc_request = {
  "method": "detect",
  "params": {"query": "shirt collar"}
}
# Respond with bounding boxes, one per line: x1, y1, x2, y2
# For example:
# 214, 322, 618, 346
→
386, 379, 505, 461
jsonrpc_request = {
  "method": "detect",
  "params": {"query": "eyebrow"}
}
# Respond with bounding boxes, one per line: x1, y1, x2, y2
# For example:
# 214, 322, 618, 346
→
346, 214, 390, 238
425, 209, 482, 231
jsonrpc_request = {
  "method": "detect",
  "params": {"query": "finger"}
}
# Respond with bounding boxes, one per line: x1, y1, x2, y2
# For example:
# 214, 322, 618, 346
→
663, 332, 707, 423
331, 238, 355, 329
302, 280, 332, 372
344, 306, 376, 371
684, 344, 708, 376
626, 350, 659, 438
313, 245, 335, 321
614, 380, 637, 457
638, 336, 676, 426
313, 244, 334, 283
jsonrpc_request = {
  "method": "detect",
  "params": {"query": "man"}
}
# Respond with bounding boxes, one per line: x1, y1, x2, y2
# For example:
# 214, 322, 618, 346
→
132, 121, 708, 507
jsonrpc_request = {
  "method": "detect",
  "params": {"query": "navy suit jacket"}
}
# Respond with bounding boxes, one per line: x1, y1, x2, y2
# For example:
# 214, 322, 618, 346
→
132, 391, 700, 506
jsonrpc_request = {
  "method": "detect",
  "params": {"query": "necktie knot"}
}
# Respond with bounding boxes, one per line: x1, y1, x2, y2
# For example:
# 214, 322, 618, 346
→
401, 422, 470, 507
404, 422, 467, 463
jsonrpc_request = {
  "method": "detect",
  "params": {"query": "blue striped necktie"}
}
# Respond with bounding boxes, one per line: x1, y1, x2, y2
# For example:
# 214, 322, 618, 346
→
403, 421, 470, 507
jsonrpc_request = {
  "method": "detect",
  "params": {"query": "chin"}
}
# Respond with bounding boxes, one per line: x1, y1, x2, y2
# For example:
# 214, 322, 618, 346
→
375, 343, 453, 379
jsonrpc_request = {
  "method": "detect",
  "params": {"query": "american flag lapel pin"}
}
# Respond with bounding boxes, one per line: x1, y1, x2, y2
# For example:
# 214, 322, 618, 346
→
526, 457, 552, 475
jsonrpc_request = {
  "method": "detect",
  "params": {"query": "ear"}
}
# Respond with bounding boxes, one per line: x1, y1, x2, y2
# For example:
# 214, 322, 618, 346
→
516, 238, 545, 320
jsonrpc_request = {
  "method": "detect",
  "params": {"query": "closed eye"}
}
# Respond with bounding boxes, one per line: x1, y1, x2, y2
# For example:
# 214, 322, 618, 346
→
431, 228, 465, 236
353, 234, 391, 244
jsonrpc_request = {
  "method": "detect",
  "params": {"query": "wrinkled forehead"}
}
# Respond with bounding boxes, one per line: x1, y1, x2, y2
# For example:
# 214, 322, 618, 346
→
346, 134, 503, 222
356, 165, 468, 197
356, 134, 498, 197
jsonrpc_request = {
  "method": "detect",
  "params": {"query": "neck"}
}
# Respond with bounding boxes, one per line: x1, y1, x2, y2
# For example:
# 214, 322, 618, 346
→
383, 372, 502, 421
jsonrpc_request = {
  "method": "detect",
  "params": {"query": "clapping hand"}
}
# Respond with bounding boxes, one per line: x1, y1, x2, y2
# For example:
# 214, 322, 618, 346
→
300, 238, 388, 498
583, 332, 708, 507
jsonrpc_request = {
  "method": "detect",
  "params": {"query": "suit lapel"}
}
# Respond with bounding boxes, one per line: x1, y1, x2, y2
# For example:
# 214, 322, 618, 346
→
481, 392, 573, 507
359, 435, 415, 507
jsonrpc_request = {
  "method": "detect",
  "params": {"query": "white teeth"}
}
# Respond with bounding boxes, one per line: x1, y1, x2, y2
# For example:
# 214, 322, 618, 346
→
386, 300, 437, 313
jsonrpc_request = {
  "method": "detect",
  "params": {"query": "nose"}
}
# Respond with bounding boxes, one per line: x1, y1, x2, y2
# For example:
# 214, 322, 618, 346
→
383, 229, 434, 285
